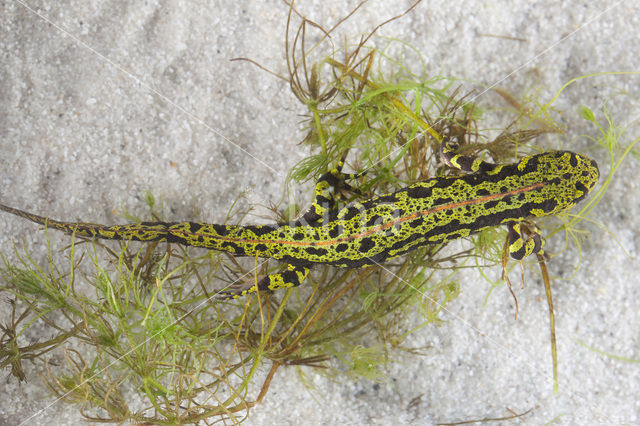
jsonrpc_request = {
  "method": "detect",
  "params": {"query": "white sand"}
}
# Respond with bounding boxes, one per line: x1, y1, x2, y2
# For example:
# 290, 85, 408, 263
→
1, 1, 639, 424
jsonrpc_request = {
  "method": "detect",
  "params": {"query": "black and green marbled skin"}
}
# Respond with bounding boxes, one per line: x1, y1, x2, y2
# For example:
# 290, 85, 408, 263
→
0, 149, 599, 299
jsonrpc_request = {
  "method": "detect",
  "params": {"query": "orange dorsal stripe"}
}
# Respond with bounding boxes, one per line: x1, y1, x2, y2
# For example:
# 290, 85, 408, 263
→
175, 182, 545, 247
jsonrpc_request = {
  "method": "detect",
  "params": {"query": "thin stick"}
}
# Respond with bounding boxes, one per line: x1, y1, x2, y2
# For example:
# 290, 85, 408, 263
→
537, 252, 558, 394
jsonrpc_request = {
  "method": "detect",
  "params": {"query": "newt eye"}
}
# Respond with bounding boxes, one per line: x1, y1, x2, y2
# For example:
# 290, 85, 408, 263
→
589, 159, 600, 184
568, 154, 599, 204
579, 155, 599, 190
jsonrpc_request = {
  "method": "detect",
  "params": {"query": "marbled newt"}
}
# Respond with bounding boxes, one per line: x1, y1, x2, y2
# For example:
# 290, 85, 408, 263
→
0, 142, 599, 299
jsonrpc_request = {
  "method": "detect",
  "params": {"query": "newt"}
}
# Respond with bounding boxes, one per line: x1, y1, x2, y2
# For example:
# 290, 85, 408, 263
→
0, 142, 599, 299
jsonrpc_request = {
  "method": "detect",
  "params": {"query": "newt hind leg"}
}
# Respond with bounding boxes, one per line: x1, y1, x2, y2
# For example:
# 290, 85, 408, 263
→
440, 136, 497, 173
297, 155, 365, 225
216, 263, 310, 300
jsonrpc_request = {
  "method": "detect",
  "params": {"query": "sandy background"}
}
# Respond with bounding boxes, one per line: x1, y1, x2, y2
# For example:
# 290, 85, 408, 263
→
1, 1, 639, 424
